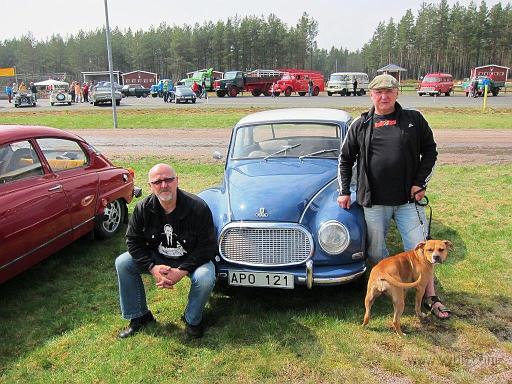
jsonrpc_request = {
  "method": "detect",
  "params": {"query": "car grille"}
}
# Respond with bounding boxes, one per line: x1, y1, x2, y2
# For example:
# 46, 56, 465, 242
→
219, 223, 313, 266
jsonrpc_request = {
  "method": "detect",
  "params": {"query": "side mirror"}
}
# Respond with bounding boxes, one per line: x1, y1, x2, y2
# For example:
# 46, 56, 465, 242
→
213, 151, 223, 160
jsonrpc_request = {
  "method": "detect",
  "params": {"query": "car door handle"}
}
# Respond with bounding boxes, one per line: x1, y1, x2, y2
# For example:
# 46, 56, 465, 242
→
48, 185, 63, 192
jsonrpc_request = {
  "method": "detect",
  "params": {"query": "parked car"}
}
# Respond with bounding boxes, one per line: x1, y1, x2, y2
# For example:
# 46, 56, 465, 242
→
417, 73, 453, 96
49, 84, 73, 106
326, 72, 369, 96
121, 84, 150, 98
198, 108, 367, 290
14, 93, 36, 108
90, 83, 122, 106
0, 125, 142, 283
169, 85, 196, 104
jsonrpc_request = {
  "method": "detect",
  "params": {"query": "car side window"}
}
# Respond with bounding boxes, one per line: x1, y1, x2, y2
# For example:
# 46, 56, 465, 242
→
0, 141, 43, 184
36, 138, 88, 172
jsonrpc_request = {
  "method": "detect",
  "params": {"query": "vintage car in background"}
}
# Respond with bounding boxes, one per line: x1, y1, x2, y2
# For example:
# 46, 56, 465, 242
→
198, 108, 366, 290
49, 83, 72, 105
0, 125, 142, 283
121, 84, 150, 98
90, 82, 122, 106
417, 73, 453, 96
169, 85, 196, 104
14, 93, 36, 108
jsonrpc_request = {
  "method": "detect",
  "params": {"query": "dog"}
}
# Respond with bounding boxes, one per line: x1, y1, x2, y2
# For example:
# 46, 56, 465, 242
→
362, 239, 452, 336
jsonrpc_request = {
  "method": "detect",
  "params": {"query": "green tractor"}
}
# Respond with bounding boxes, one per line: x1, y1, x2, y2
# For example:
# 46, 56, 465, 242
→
179, 68, 215, 91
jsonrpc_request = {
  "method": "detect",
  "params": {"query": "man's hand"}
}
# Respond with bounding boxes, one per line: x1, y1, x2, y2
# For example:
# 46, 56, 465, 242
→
337, 195, 351, 209
411, 185, 425, 202
150, 265, 175, 289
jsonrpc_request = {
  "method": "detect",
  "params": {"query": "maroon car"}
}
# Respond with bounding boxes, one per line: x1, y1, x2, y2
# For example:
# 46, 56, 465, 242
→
0, 125, 141, 283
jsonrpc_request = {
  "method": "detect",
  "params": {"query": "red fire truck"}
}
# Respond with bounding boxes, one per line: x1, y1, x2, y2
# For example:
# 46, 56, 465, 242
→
275, 69, 325, 96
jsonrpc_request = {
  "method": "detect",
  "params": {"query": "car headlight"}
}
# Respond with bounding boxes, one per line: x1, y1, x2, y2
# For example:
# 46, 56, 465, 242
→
318, 221, 350, 255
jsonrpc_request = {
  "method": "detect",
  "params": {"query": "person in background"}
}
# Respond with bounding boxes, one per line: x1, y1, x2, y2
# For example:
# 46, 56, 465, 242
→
12, 82, 18, 96
308, 78, 314, 96
30, 82, 37, 102
18, 82, 27, 93
353, 78, 358, 96
82, 82, 89, 103
69, 81, 75, 103
337, 73, 450, 320
74, 82, 82, 102
201, 79, 207, 99
5, 84, 12, 103
115, 163, 217, 339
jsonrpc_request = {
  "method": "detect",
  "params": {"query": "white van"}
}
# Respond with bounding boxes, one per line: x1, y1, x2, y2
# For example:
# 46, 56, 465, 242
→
326, 72, 369, 96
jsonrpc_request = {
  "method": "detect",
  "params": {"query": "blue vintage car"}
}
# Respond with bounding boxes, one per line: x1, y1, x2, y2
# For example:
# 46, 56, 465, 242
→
198, 108, 366, 290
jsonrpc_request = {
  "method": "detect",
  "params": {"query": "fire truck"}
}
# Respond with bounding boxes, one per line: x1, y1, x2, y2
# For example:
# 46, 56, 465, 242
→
275, 69, 325, 96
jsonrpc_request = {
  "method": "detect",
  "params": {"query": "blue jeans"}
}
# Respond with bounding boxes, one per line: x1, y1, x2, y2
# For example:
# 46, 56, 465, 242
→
363, 203, 427, 264
115, 252, 216, 325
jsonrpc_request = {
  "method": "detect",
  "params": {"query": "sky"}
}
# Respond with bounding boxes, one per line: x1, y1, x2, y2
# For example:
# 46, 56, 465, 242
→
2, 0, 506, 51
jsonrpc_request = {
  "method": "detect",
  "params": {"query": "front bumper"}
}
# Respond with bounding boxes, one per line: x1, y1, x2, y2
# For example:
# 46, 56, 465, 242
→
216, 259, 367, 289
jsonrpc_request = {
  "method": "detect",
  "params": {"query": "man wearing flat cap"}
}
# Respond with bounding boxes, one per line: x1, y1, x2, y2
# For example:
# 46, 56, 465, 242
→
337, 74, 450, 319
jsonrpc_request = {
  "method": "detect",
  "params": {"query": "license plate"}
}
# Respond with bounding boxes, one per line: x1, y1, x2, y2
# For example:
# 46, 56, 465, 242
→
228, 271, 294, 289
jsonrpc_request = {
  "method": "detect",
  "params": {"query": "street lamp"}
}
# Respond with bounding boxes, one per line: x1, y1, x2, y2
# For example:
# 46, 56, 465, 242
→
104, 0, 118, 128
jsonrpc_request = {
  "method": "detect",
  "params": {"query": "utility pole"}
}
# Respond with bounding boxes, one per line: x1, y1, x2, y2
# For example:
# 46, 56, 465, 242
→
104, 0, 118, 128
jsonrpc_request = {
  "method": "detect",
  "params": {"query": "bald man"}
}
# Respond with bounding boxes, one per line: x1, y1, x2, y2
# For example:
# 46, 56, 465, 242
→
115, 163, 216, 338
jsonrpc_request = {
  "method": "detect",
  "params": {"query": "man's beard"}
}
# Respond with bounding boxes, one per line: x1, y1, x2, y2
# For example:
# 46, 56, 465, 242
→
157, 190, 174, 202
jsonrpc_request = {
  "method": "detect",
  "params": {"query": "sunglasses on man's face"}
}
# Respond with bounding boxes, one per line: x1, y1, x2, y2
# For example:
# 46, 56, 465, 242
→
149, 177, 176, 186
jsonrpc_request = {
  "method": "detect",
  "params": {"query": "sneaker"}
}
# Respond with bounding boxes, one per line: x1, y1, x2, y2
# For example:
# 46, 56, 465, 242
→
118, 311, 155, 338
181, 315, 204, 338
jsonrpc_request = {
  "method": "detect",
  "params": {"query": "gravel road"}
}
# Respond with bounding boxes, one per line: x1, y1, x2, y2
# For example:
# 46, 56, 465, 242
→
75, 128, 512, 165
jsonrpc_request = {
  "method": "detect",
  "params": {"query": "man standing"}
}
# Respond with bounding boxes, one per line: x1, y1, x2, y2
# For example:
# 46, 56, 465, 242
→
115, 163, 217, 338
353, 78, 358, 96
5, 84, 12, 103
337, 74, 450, 319
30, 82, 37, 102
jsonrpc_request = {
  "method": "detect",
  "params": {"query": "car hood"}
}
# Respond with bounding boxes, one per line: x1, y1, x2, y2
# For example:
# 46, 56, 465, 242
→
226, 160, 336, 222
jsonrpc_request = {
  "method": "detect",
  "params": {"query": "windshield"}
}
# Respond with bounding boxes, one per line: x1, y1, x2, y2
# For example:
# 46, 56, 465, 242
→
330, 74, 348, 81
423, 77, 440, 83
231, 123, 342, 159
224, 71, 238, 80
281, 74, 292, 80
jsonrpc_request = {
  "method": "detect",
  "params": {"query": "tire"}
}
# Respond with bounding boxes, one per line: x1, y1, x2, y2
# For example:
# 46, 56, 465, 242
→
115, 100, 120, 106
298, 92, 306, 96
51, 102, 55, 106
284, 87, 292, 97
152, 94, 157, 98
313, 87, 320, 96
228, 87, 238, 97
492, 89, 499, 96
445, 90, 451, 96
93, 101, 98, 106
340, 89, 347, 96
95, 199, 126, 238
263, 90, 272, 97
327, 92, 332, 96
68, 102, 72, 105
418, 93, 424, 96
216, 90, 226, 97
192, 99, 196, 103
251, 89, 262, 97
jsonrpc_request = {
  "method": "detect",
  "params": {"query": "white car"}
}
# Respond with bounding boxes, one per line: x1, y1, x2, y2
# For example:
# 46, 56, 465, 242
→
49, 84, 72, 106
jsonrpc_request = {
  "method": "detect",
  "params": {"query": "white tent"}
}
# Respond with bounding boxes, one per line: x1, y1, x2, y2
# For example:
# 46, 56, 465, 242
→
34, 79, 69, 86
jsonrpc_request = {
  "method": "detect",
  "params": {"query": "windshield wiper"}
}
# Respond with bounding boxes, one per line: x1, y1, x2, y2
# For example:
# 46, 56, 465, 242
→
298, 148, 338, 160
264, 143, 302, 160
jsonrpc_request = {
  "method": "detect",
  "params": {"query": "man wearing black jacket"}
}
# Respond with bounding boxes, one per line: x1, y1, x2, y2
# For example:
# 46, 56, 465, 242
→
337, 74, 450, 319
115, 163, 217, 338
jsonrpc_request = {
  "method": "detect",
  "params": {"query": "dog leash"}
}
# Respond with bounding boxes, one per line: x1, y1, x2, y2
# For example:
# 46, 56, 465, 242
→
413, 189, 433, 241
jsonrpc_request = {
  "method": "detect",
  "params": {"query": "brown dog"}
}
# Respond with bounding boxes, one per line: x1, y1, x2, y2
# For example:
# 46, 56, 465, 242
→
362, 239, 452, 336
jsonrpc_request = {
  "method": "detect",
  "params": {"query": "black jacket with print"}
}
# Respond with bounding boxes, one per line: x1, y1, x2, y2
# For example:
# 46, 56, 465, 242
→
126, 188, 217, 273
338, 102, 438, 207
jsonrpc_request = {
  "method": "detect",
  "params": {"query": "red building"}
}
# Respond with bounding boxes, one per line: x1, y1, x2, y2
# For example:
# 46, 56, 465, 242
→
121, 70, 158, 86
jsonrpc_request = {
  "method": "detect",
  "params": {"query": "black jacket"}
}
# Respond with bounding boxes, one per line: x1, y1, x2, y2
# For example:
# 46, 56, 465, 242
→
338, 102, 437, 207
126, 189, 217, 273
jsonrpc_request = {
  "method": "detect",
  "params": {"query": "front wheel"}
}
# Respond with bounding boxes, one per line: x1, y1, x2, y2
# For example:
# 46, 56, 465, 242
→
95, 199, 126, 238
284, 87, 292, 97
445, 90, 451, 96
228, 87, 238, 97
327, 92, 332, 96
313, 87, 320, 96
216, 90, 226, 97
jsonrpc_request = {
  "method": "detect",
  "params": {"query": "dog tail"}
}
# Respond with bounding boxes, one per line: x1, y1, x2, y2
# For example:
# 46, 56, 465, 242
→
380, 273, 421, 288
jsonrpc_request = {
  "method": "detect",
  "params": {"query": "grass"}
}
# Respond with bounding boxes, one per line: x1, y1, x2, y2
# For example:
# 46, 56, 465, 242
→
0, 107, 511, 130
1, 160, 511, 383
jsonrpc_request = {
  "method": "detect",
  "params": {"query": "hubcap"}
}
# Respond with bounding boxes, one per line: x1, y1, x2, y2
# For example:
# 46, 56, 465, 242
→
102, 200, 121, 233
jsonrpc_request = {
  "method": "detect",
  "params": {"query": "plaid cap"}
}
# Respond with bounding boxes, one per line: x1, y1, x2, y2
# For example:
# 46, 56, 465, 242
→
369, 74, 399, 90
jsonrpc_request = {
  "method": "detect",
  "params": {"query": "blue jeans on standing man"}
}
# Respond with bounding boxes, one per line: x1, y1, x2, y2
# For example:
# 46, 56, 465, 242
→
115, 251, 216, 326
363, 202, 427, 265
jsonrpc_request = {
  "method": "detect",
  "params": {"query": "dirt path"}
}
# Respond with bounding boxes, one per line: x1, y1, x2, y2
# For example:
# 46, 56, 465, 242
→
75, 128, 512, 165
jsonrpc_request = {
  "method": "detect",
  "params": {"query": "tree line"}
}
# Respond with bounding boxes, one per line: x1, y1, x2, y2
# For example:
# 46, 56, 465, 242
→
0, 1, 510, 83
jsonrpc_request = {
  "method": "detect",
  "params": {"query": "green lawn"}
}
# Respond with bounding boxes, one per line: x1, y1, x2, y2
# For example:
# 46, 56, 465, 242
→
1, 161, 511, 383
1, 107, 511, 129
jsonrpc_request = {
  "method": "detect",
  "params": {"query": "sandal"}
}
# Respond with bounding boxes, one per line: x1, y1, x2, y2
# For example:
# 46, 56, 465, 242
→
423, 295, 451, 319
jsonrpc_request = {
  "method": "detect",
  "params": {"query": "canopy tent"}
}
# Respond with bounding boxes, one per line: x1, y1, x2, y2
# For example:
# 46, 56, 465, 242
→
34, 79, 69, 86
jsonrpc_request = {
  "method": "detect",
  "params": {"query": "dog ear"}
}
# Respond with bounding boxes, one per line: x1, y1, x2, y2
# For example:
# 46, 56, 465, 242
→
414, 241, 426, 251
443, 240, 453, 250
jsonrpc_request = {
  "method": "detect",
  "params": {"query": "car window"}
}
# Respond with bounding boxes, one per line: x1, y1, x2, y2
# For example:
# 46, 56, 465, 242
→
0, 141, 43, 184
232, 123, 342, 159
36, 138, 88, 172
